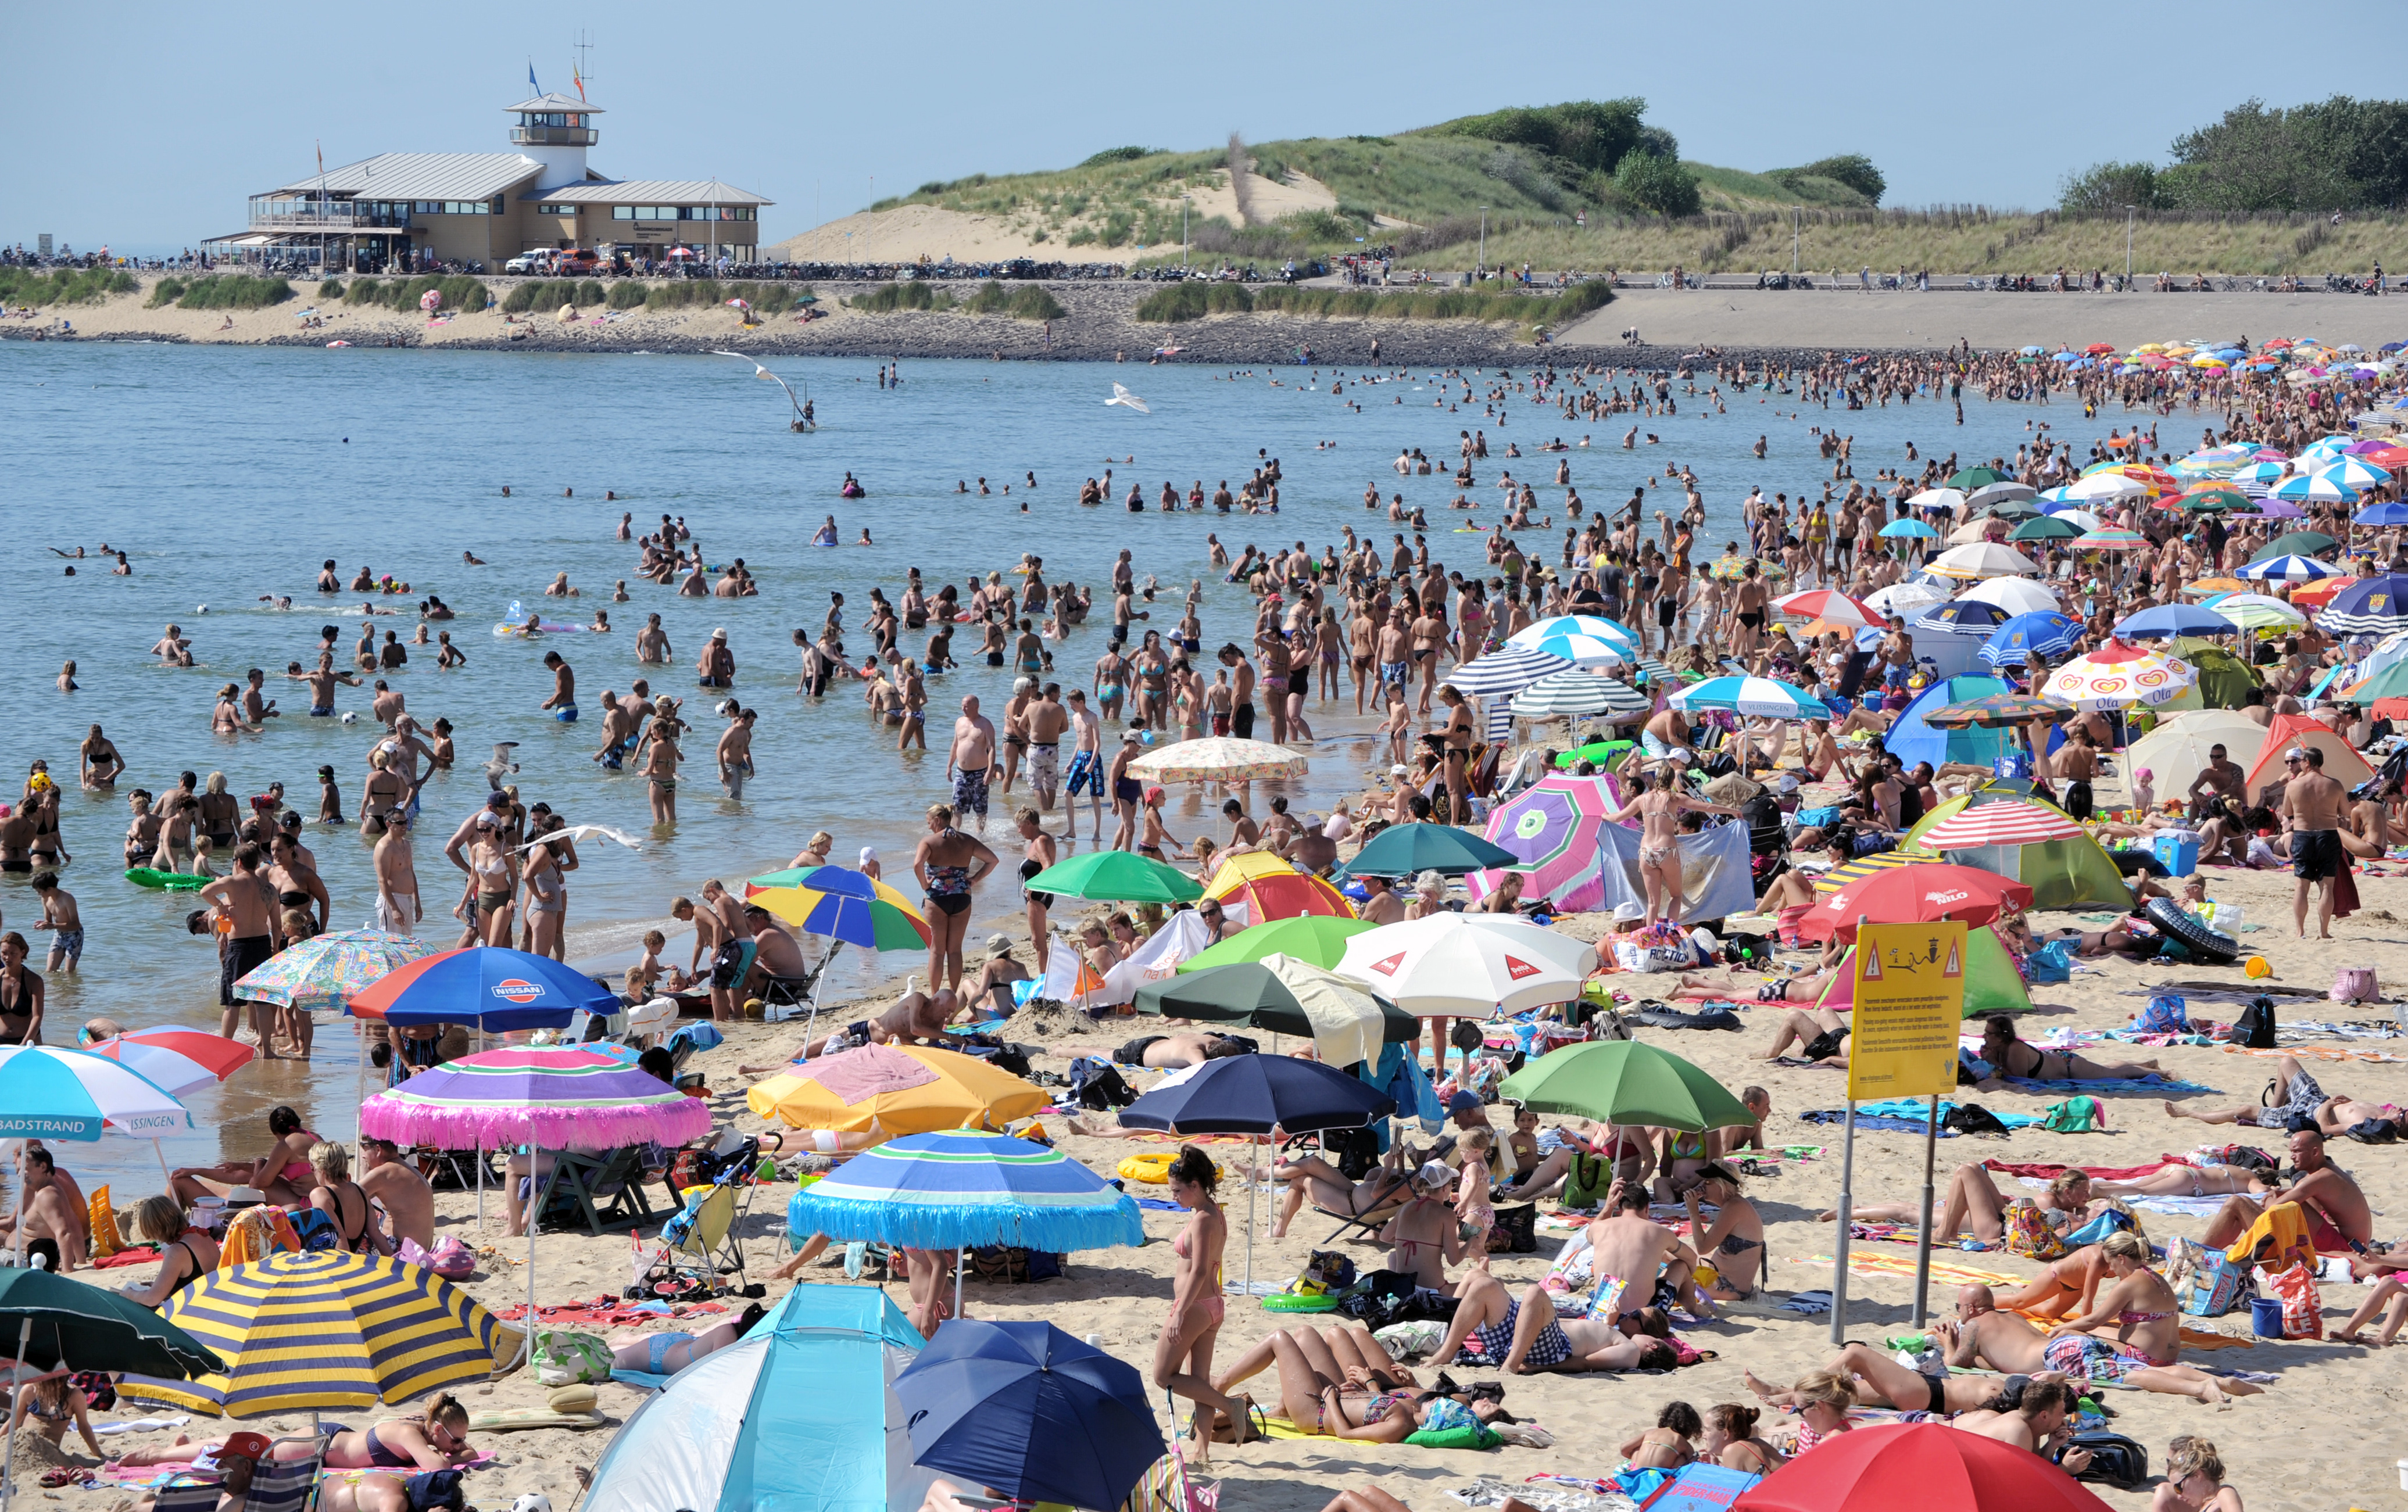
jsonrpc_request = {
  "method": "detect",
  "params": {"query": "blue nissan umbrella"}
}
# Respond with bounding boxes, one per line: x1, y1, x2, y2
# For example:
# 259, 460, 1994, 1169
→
345, 945, 609, 1031
1977, 612, 2083, 667
2114, 603, 2238, 640
896, 1319, 1164, 1511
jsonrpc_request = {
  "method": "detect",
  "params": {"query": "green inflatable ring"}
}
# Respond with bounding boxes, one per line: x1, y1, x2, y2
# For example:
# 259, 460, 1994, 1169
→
126, 868, 206, 891
1261, 1291, 1340, 1313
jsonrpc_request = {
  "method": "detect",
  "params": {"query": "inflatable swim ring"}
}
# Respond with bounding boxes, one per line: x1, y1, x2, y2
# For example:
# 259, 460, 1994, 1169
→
2145, 897, 2238, 965
1117, 1152, 1221, 1185
1261, 1292, 1341, 1313
840, 484, 867, 499
126, 867, 206, 891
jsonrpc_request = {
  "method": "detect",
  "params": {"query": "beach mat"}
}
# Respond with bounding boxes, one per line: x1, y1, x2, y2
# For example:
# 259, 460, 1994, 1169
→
610, 1368, 672, 1391
468, 1410, 609, 1433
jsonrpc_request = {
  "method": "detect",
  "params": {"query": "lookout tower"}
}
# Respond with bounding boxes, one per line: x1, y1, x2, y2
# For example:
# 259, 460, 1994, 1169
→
507, 94, 601, 194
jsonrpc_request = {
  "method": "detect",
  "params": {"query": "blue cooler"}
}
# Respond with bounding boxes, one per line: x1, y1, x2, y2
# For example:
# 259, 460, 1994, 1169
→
2153, 832, 2200, 877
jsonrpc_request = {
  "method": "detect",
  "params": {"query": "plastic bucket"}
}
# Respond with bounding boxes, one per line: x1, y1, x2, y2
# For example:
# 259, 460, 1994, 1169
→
2250, 1296, 2285, 1338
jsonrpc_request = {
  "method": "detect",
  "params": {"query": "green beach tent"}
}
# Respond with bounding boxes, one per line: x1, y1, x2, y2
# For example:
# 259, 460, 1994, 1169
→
1812, 926, 2033, 1017
2155, 636, 2256, 711
1905, 787, 2128, 910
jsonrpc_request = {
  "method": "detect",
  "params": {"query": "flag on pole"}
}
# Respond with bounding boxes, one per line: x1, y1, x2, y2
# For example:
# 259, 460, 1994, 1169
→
571, 63, 585, 101
528, 61, 541, 95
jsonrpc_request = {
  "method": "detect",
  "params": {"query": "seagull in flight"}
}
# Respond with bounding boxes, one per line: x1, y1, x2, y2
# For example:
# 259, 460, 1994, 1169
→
482, 742, 520, 790
713, 351, 808, 427
520, 823, 646, 854
1105, 382, 1150, 414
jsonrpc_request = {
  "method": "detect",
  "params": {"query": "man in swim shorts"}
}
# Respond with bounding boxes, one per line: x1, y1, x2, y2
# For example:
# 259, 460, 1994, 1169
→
946, 695, 996, 822
541, 651, 577, 722
1431, 1269, 1677, 1373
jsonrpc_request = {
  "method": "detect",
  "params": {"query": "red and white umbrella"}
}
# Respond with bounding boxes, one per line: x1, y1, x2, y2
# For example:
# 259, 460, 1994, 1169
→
1773, 590, 1883, 629
84, 1026, 255, 1096
2044, 639, 2198, 710
1919, 802, 2086, 848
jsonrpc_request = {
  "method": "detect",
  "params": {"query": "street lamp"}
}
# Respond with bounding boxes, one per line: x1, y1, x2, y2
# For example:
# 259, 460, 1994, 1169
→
1792, 206, 1801, 274
1477, 207, 1488, 281
1182, 194, 1191, 270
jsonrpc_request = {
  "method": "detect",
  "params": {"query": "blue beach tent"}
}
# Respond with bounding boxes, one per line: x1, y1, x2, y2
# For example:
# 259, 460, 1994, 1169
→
1884, 674, 2012, 771
582, 1285, 939, 1512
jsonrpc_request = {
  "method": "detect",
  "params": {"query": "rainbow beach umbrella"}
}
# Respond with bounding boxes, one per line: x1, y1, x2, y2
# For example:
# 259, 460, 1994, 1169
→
118, 1251, 509, 1418
231, 929, 439, 1013
1463, 773, 1626, 913
746, 1043, 1044, 1137
747, 865, 932, 952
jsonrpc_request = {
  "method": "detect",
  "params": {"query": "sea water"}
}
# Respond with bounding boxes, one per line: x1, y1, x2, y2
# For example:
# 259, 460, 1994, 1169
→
0, 342, 2049, 1187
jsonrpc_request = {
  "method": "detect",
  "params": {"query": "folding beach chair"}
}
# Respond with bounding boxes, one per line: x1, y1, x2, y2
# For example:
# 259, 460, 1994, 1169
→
148, 1433, 323, 1512
535, 1147, 658, 1236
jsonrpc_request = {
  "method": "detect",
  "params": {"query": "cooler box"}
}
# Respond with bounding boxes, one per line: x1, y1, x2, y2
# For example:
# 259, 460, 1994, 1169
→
2153, 832, 2200, 877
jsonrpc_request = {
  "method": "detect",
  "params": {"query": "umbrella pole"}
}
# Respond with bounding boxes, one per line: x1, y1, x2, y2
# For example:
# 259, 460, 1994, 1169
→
526, 1145, 538, 1348
153, 1138, 174, 1195
1912, 1091, 1939, 1328
1244, 1135, 1257, 1297
477, 1136, 485, 1232
1, 1316, 30, 1512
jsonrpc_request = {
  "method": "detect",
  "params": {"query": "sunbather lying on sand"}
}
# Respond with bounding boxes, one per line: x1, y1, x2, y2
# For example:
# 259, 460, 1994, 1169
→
1423, 1269, 1681, 1375
1208, 1325, 1518, 1441
1941, 1277, 2262, 1404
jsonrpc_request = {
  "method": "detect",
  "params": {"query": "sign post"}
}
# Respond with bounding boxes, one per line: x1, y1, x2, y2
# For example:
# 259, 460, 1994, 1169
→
1842, 919, 1968, 1330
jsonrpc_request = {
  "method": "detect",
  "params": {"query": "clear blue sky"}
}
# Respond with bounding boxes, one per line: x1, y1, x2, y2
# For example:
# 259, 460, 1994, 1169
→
6, 2, 2398, 255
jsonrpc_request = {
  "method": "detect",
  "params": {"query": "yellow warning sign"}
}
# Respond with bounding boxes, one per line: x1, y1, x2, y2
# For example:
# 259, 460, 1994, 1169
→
1845, 921, 1968, 1102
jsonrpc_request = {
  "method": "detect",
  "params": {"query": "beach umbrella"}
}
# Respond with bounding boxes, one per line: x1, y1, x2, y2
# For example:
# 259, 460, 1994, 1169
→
1129, 736, 1308, 784
1732, 1421, 2113, 1512
1464, 773, 1625, 914
345, 945, 611, 1032
2114, 603, 2235, 639
1511, 614, 1641, 648
116, 1251, 508, 1418
1336, 913, 1597, 1020
2252, 530, 2341, 561
2181, 576, 2250, 597
1915, 599, 2012, 632
1135, 956, 1414, 1065
2353, 442, 2408, 468
1510, 626, 1632, 668
230, 929, 438, 1013
1920, 802, 2085, 848
363, 1044, 713, 1325
1879, 518, 1939, 539
1976, 612, 2082, 667
2073, 528, 2149, 550
2317, 457, 2391, 489
1927, 542, 2042, 579
81, 1025, 253, 1096
1919, 694, 2073, 729
749, 866, 932, 951
2270, 472, 2360, 504
1443, 644, 1574, 696
1497, 1041, 1754, 1173
0, 1045, 191, 1194
1947, 467, 2008, 489
1022, 849, 1202, 903
1798, 862, 2033, 943
1710, 555, 1783, 581
1773, 590, 1882, 629
2206, 592, 2307, 631
581, 1285, 939, 1512
1863, 582, 1947, 618
2044, 639, 2198, 709
2048, 508, 2107, 532
1907, 487, 1967, 512
785, 1130, 1144, 1255
2231, 460, 2288, 490
2239, 554, 2343, 581
2066, 472, 2145, 502
1510, 668, 1653, 719
1179, 915, 1376, 973
2353, 500, 2408, 527
0, 1268, 225, 1510
1811, 848, 1942, 893
2290, 575, 2359, 608
1966, 481, 2037, 511
1946, 517, 2002, 546
749, 1042, 1044, 1137
1203, 849, 1355, 921
1955, 576, 2062, 616
2008, 515, 2080, 542
1121, 1053, 1394, 1136
894, 1318, 1163, 1512
1669, 675, 1826, 719
1336, 821, 1517, 879
2317, 572, 2408, 637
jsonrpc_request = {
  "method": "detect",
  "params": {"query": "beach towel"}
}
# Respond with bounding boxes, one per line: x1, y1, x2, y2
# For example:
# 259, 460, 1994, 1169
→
2225, 1201, 2317, 1269
2000, 1075, 2213, 1095
1797, 1111, 1960, 1136
216, 1206, 300, 1267
609, 1367, 673, 1391
94, 1245, 162, 1269
1984, 1159, 2178, 1181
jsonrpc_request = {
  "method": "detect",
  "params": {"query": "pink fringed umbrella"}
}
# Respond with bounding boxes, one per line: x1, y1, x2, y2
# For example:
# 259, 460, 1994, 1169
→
361, 1047, 710, 1330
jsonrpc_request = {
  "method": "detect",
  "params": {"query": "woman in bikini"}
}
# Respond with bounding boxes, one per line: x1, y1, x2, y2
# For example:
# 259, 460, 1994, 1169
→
2154, 1436, 2244, 1512
2040, 1231, 2185, 1379
1271, 1137, 1420, 1240
1973, 1014, 2164, 1089
1769, 1371, 1854, 1456
0, 932, 44, 1045
8, 1374, 106, 1461
609, 1301, 766, 1378
171, 1105, 323, 1208
520, 827, 568, 961
1700, 1403, 1781, 1474
1211, 1320, 1416, 1402
1154, 1147, 1250, 1460
1376, 1162, 1459, 1288
122, 1394, 476, 1474
1680, 1164, 1766, 1300
1838, 1167, 2102, 1247
1217, 1325, 1509, 1443
466, 825, 517, 948
2090, 1163, 2274, 1202
1606, 767, 1742, 927
913, 804, 996, 998
306, 1142, 381, 1255
122, 1195, 221, 1309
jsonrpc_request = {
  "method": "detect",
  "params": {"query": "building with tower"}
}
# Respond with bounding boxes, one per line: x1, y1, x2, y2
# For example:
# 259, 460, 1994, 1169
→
211, 92, 770, 269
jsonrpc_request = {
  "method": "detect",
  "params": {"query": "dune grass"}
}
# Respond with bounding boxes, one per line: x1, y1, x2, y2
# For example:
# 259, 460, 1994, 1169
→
852, 281, 954, 313
345, 275, 486, 313
0, 267, 139, 306
1137, 278, 1610, 333
962, 281, 1067, 320
167, 275, 296, 310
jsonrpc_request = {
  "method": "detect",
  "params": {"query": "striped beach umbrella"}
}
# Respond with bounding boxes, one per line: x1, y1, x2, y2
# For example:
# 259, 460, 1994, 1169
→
1668, 676, 1827, 719
119, 1251, 507, 1418
2073, 528, 2149, 550
784, 1130, 1144, 1253
1811, 850, 1940, 893
0, 1045, 191, 1142
1774, 590, 1883, 629
1509, 614, 1639, 650
2316, 457, 2391, 489
2269, 472, 2360, 505
1919, 802, 2086, 848
749, 866, 932, 951
2317, 573, 2408, 637
1510, 668, 1653, 719
1512, 626, 1632, 668
2044, 639, 2198, 710
1443, 643, 1573, 696
1864, 582, 1947, 619
231, 930, 439, 1013
345, 947, 614, 1032
1927, 542, 2044, 579
2240, 554, 2343, 582
2176, 483, 2251, 512
362, 1044, 711, 1152
82, 1026, 254, 1097
2205, 593, 2306, 631
1919, 694, 2074, 729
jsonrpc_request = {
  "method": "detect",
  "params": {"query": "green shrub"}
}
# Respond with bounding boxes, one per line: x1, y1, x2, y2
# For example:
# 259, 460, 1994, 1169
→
148, 277, 188, 308
1770, 154, 1885, 206
854, 281, 953, 312
963, 281, 1066, 319
317, 278, 344, 299
1614, 153, 1702, 217
1180, 278, 1609, 331
502, 280, 582, 314
174, 275, 294, 310
1134, 282, 1255, 321
1080, 146, 1160, 167
0, 267, 138, 306
576, 280, 606, 307
608, 281, 649, 309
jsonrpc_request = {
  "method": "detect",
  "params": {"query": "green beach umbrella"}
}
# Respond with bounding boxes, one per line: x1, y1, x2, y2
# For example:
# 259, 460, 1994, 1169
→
1498, 1040, 1755, 1134
1947, 466, 2009, 490
2009, 516, 2081, 542
1135, 956, 1418, 1064
1336, 822, 1518, 879
2179, 483, 2250, 512
1023, 850, 1202, 904
1179, 914, 1377, 973
2250, 531, 2338, 563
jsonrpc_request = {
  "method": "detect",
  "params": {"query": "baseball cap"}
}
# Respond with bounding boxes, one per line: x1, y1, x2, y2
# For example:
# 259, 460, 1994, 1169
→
1447, 1090, 1481, 1116
1416, 1160, 1454, 1188
1613, 900, 1647, 923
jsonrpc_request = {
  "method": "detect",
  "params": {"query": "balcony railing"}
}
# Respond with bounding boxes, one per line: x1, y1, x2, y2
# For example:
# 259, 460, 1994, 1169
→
248, 207, 410, 231
511, 126, 598, 146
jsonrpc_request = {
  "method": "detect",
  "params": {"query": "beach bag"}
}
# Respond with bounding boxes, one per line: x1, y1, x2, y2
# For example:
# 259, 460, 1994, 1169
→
2062, 1206, 2134, 1248
1562, 1152, 1614, 1209
1487, 1202, 1538, 1255
2060, 1431, 2149, 1489
1067, 1058, 1136, 1110
2267, 1260, 2323, 1339
2042, 1096, 2105, 1134
400, 1470, 468, 1512
2002, 1200, 2064, 1261
2330, 966, 2379, 1004
2026, 938, 2076, 985
2223, 995, 2277, 1049
2135, 994, 2189, 1034
288, 1206, 342, 1253
1372, 1318, 1446, 1360
424, 1234, 475, 1280
1941, 1103, 2009, 1135
531, 1330, 614, 1385
2174, 1242, 2255, 1318
1301, 1251, 1358, 1293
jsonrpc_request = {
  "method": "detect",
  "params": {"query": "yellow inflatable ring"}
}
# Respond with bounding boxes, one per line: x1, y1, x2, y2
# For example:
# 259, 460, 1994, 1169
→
1117, 1153, 1221, 1185
1261, 1292, 1340, 1312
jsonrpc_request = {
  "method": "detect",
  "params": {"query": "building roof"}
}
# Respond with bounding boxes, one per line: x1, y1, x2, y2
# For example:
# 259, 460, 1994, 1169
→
271, 153, 543, 202
506, 94, 603, 114
524, 178, 772, 207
